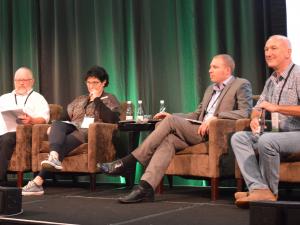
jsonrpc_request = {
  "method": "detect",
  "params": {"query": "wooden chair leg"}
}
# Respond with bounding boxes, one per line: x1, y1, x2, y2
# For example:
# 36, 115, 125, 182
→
17, 171, 24, 187
236, 178, 244, 192
72, 175, 78, 184
211, 177, 219, 201
52, 173, 58, 184
90, 173, 96, 191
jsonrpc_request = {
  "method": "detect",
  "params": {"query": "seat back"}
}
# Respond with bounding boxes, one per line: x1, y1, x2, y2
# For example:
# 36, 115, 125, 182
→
49, 104, 63, 122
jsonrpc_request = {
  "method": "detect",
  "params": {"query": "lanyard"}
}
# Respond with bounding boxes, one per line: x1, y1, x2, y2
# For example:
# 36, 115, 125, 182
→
15, 90, 34, 106
205, 89, 224, 114
276, 64, 295, 105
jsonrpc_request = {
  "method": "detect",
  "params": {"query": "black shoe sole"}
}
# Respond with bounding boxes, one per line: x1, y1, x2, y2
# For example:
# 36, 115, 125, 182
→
118, 197, 154, 204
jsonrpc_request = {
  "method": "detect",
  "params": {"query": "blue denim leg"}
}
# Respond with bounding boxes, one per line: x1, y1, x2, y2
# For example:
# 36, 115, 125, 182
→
258, 131, 300, 195
231, 131, 268, 191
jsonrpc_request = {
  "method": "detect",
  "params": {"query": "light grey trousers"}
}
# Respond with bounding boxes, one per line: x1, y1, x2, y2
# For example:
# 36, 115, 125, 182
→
132, 115, 204, 189
231, 131, 300, 194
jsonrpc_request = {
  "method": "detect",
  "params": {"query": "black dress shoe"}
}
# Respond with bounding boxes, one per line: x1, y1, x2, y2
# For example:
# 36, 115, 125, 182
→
97, 160, 130, 176
118, 185, 154, 203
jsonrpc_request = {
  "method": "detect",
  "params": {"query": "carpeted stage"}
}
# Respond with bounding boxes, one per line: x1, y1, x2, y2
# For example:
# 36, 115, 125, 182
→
1, 181, 300, 225
0, 181, 247, 225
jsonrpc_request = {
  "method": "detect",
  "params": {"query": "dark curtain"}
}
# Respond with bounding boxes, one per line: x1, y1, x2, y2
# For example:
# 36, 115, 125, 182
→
1, 0, 287, 112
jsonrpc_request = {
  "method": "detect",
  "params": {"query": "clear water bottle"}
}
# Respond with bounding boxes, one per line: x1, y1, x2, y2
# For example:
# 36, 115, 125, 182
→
159, 100, 166, 112
137, 100, 144, 122
255, 109, 265, 136
125, 101, 133, 121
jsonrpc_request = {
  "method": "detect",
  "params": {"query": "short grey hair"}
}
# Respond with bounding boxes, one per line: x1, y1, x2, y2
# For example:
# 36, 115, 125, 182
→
267, 35, 292, 49
214, 54, 235, 73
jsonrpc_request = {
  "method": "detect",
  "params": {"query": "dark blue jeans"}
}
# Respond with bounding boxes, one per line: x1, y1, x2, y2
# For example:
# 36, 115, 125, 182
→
0, 132, 16, 181
39, 121, 83, 179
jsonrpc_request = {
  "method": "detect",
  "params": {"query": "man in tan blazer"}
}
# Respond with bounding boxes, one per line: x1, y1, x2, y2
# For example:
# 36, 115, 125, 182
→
99, 54, 253, 203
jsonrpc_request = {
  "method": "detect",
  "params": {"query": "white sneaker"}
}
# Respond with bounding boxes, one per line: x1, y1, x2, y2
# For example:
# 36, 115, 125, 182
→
22, 181, 44, 196
41, 154, 63, 171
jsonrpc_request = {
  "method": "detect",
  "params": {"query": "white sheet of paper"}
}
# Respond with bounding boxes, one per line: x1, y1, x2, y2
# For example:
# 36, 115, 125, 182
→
185, 118, 203, 124
271, 112, 280, 131
1, 108, 24, 132
81, 116, 94, 128
61, 121, 78, 128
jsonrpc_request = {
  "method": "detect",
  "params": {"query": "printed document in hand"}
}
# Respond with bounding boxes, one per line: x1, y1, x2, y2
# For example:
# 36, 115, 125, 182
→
185, 118, 203, 124
1, 108, 24, 132
61, 121, 79, 128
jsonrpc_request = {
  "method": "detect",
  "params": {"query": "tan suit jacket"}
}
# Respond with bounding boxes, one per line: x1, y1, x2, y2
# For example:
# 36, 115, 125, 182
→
187, 77, 252, 121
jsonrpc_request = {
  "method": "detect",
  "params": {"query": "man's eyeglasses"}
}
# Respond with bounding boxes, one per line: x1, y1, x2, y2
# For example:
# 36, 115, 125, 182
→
86, 81, 100, 85
14, 79, 32, 83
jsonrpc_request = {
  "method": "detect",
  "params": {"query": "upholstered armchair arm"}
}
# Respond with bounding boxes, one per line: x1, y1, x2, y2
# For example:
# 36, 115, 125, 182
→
235, 118, 251, 132
14, 124, 32, 171
31, 124, 51, 172
234, 118, 251, 179
208, 119, 236, 177
87, 122, 118, 173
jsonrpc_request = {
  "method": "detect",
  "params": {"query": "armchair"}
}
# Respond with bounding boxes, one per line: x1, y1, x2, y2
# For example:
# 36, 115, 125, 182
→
7, 104, 63, 187
165, 119, 237, 200
31, 102, 127, 190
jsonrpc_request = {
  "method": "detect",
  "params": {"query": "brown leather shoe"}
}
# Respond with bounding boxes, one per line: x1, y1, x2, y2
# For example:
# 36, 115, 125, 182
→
234, 191, 248, 200
235, 189, 277, 209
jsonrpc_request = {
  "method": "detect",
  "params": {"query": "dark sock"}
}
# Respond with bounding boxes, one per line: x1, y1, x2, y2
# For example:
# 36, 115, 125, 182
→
121, 154, 137, 168
140, 180, 153, 191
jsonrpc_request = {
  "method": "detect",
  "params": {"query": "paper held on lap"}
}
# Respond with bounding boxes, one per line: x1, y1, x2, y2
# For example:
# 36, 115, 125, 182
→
1, 108, 24, 132
185, 118, 203, 124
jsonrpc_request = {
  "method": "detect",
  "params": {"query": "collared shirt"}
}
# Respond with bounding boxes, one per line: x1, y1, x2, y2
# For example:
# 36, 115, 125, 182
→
67, 92, 120, 126
66, 92, 120, 142
0, 89, 50, 135
256, 63, 300, 131
203, 75, 234, 121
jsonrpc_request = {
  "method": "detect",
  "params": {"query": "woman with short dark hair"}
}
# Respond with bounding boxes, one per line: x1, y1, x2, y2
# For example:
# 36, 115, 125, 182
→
22, 66, 120, 195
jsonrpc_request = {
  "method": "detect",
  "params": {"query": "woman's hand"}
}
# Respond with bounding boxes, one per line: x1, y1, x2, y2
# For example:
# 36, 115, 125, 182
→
89, 90, 102, 101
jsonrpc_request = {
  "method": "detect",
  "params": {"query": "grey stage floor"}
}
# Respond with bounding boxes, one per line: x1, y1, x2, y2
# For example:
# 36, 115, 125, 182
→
0, 182, 251, 225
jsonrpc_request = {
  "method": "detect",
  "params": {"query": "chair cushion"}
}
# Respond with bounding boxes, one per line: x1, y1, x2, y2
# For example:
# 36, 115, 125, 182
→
175, 142, 209, 155
40, 141, 88, 156
166, 154, 209, 176
280, 162, 300, 182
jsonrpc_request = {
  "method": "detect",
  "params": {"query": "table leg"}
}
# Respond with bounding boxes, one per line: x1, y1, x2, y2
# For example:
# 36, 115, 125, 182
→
125, 131, 140, 188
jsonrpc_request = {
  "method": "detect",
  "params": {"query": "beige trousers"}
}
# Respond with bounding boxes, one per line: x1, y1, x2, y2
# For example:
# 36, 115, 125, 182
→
132, 115, 204, 189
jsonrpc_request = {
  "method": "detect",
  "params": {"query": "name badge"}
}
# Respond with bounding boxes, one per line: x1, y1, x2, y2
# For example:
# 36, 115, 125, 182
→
271, 112, 279, 132
81, 116, 94, 128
